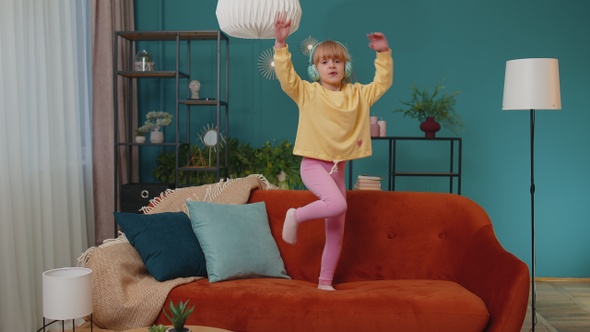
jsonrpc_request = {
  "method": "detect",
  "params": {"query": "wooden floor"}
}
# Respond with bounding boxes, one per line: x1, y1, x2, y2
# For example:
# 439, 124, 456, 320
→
521, 279, 590, 332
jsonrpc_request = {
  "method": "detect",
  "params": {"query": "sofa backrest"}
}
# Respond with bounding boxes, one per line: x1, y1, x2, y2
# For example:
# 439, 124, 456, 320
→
249, 190, 496, 283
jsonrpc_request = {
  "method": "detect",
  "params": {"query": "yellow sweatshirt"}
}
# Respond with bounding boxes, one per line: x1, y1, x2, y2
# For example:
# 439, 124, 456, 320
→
274, 45, 393, 162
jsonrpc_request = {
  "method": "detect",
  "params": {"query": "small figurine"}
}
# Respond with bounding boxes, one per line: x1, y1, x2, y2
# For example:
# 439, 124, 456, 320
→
189, 80, 201, 99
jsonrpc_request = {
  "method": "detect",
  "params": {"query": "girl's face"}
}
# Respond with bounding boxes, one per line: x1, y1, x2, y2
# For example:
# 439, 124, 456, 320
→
317, 56, 345, 91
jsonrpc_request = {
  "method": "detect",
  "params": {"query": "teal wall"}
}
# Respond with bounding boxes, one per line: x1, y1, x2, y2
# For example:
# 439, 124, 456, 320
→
134, 0, 590, 277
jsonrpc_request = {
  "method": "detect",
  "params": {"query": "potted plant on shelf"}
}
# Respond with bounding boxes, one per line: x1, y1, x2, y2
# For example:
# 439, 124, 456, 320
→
393, 81, 464, 138
164, 300, 195, 332
139, 111, 173, 143
135, 128, 147, 144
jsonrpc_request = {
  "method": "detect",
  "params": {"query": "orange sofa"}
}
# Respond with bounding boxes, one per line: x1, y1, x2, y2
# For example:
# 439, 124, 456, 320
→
155, 190, 529, 332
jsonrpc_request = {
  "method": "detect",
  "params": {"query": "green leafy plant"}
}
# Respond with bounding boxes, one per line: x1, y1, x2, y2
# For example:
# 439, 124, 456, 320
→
164, 300, 195, 332
135, 128, 147, 136
394, 81, 464, 134
148, 324, 168, 332
228, 138, 302, 189
152, 137, 303, 189
152, 144, 215, 185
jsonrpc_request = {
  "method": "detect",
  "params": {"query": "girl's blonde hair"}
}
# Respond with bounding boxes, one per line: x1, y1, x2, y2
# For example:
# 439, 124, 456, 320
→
312, 41, 351, 65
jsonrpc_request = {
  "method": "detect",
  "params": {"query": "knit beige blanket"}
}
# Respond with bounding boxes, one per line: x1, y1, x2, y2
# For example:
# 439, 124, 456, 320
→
78, 175, 275, 330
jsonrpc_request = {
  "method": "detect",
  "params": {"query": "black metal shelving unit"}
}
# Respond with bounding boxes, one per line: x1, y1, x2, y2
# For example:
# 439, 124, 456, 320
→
113, 30, 229, 236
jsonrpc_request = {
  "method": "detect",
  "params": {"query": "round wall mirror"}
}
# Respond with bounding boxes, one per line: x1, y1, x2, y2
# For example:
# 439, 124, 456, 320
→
202, 129, 218, 147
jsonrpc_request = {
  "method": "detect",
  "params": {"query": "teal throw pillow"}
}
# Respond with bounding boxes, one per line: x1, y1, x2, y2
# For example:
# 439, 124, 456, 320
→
186, 201, 290, 283
114, 212, 207, 281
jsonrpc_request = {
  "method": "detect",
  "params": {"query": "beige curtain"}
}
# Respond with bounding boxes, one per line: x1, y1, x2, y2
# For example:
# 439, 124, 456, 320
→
91, 0, 136, 245
0, 1, 92, 331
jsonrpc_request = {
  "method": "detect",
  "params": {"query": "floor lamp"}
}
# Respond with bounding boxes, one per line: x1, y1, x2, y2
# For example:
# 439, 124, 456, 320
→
502, 58, 561, 331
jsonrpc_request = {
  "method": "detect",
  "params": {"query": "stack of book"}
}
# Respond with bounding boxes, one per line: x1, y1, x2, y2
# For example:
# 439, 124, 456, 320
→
354, 175, 383, 191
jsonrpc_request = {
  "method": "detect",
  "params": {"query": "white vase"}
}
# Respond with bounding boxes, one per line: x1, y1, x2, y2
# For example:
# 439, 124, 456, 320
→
150, 131, 164, 143
135, 136, 146, 144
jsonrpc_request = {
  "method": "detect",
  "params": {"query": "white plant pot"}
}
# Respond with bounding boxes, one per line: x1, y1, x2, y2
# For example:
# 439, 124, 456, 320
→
150, 131, 164, 143
135, 136, 146, 143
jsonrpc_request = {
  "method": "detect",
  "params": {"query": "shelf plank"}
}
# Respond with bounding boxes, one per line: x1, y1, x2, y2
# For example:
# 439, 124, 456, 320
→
116, 142, 179, 147
178, 166, 228, 172
117, 30, 228, 41
117, 71, 189, 78
179, 99, 228, 106
394, 172, 460, 177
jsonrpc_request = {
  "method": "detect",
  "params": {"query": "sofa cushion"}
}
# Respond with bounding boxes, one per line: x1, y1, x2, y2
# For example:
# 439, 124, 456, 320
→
159, 278, 489, 332
114, 212, 207, 281
187, 201, 290, 283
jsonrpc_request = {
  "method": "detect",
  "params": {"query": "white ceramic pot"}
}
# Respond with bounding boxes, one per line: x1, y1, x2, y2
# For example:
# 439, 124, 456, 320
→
135, 136, 146, 143
150, 131, 164, 143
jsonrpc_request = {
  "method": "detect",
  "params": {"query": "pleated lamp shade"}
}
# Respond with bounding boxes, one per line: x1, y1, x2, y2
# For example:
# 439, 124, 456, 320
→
502, 58, 561, 111
216, 0, 302, 39
42, 267, 93, 320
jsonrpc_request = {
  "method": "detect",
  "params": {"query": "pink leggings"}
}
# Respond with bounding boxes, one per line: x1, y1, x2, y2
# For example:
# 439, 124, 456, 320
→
294, 157, 347, 285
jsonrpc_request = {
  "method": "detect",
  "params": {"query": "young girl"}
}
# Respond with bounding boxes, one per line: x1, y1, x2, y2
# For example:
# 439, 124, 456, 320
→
274, 11, 393, 291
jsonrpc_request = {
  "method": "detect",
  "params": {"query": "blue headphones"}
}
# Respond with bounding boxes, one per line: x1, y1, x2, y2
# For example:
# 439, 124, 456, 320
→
307, 41, 353, 82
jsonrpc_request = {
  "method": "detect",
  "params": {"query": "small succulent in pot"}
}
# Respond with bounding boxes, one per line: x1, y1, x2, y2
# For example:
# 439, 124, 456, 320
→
135, 128, 147, 143
135, 128, 147, 137
148, 324, 168, 332
164, 300, 195, 332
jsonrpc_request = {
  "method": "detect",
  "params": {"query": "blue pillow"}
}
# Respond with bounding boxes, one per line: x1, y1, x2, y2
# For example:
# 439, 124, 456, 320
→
186, 201, 290, 283
114, 212, 207, 281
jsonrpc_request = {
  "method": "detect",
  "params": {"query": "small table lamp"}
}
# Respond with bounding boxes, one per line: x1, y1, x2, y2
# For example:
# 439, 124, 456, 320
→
42, 267, 93, 332
502, 58, 561, 332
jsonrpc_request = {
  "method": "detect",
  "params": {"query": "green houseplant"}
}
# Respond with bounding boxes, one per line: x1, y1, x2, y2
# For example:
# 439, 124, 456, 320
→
152, 137, 303, 189
394, 81, 464, 137
228, 138, 302, 189
164, 300, 195, 332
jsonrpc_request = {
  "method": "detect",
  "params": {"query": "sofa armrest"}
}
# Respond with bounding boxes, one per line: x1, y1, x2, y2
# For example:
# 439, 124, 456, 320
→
456, 224, 530, 332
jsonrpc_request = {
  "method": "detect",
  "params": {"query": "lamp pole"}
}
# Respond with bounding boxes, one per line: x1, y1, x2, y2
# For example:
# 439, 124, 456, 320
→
529, 109, 536, 331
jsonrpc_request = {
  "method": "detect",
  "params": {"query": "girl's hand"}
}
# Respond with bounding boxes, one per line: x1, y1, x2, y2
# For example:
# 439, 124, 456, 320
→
274, 11, 291, 48
367, 32, 389, 52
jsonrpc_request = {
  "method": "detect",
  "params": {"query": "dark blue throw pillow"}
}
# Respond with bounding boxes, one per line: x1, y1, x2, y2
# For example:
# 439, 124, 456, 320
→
114, 211, 207, 281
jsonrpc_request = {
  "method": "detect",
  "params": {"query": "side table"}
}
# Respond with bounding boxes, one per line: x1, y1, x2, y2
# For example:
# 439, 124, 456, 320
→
348, 136, 462, 194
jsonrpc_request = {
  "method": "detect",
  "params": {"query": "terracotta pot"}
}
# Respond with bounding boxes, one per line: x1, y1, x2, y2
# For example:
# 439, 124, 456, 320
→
420, 117, 441, 138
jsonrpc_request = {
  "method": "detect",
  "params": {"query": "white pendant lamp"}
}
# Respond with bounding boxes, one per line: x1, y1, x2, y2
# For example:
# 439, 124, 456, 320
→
216, 0, 302, 39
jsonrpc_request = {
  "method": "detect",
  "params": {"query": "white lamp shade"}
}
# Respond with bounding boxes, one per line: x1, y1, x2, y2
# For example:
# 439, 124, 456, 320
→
502, 58, 561, 110
216, 0, 302, 39
42, 267, 92, 320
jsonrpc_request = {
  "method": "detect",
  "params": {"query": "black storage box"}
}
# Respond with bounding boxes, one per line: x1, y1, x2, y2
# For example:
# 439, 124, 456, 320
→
120, 183, 173, 213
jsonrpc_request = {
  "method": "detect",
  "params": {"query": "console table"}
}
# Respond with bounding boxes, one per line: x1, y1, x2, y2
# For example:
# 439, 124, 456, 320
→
348, 136, 462, 194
